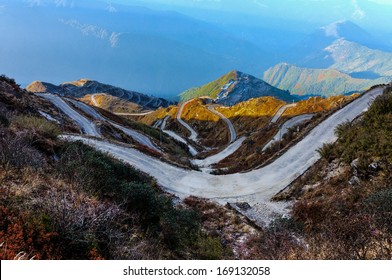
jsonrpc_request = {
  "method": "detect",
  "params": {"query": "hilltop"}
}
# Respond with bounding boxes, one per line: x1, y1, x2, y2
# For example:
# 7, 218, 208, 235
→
26, 79, 174, 111
179, 71, 293, 105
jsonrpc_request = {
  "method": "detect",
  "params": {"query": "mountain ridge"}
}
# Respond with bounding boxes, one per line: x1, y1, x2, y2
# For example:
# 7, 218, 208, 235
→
26, 79, 175, 110
264, 63, 391, 96
179, 70, 293, 105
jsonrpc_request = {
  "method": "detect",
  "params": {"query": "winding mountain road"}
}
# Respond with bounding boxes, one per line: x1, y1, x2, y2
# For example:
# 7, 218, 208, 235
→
207, 105, 237, 143
66, 98, 106, 121
159, 116, 198, 156
66, 98, 159, 152
114, 112, 153, 116
263, 114, 315, 151
59, 87, 384, 223
270, 103, 297, 123
36, 93, 101, 137
177, 101, 199, 141
91, 94, 100, 107
191, 136, 246, 170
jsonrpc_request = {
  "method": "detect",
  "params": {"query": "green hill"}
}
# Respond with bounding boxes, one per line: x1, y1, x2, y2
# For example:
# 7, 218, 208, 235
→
264, 63, 390, 96
179, 70, 293, 105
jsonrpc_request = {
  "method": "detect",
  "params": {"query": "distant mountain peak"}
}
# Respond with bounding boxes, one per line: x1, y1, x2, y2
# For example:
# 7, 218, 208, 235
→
322, 20, 350, 38
319, 20, 372, 42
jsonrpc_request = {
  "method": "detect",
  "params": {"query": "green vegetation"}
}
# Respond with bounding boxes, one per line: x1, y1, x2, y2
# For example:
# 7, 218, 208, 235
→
327, 90, 392, 165
250, 86, 392, 259
54, 141, 209, 257
1, 77, 226, 260
13, 116, 61, 140
180, 71, 238, 101
263, 63, 389, 96
316, 143, 336, 162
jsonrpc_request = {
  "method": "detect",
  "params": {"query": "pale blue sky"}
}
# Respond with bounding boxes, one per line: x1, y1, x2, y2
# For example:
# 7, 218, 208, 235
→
110, 0, 392, 32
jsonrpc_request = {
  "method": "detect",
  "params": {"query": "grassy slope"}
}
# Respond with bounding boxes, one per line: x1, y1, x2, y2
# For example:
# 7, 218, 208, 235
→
283, 94, 359, 117
179, 71, 238, 102
251, 86, 392, 259
328, 39, 392, 76
0, 76, 235, 260
264, 63, 390, 96
79, 94, 142, 114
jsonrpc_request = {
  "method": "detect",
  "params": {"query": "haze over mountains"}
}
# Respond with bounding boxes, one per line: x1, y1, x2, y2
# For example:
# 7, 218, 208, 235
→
1, 0, 392, 101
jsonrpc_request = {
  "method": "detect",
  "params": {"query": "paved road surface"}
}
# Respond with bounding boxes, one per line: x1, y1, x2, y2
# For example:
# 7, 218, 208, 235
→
159, 116, 198, 156
66, 98, 159, 152
192, 136, 246, 170
177, 101, 198, 141
60, 87, 384, 223
208, 105, 237, 143
36, 93, 101, 137
270, 104, 297, 123
66, 98, 106, 121
114, 111, 153, 116
263, 114, 314, 151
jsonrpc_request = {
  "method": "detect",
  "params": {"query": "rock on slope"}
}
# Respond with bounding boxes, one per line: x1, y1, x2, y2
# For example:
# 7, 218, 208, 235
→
26, 79, 175, 110
179, 70, 293, 105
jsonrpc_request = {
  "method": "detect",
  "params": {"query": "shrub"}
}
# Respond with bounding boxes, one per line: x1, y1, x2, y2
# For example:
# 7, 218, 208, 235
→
197, 236, 225, 259
160, 208, 201, 250
364, 188, 392, 233
334, 121, 352, 139
34, 187, 121, 259
12, 115, 60, 140
316, 143, 336, 162
0, 129, 45, 169
56, 141, 145, 196
121, 182, 170, 230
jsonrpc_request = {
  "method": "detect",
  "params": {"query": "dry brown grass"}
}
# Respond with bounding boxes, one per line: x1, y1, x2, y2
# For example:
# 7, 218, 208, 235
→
79, 94, 142, 113
283, 94, 359, 117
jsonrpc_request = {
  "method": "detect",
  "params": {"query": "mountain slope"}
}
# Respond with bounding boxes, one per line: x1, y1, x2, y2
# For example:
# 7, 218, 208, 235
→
26, 79, 174, 110
264, 63, 390, 96
325, 39, 392, 77
289, 20, 392, 72
179, 71, 293, 105
78, 94, 143, 114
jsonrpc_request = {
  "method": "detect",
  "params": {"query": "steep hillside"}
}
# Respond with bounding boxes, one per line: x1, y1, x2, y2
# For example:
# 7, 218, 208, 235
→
1, 75, 246, 260
264, 63, 389, 96
215, 97, 285, 135
289, 20, 392, 77
325, 39, 392, 77
26, 79, 174, 111
79, 94, 142, 114
290, 20, 385, 67
180, 71, 293, 105
213, 94, 358, 173
264, 86, 392, 259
